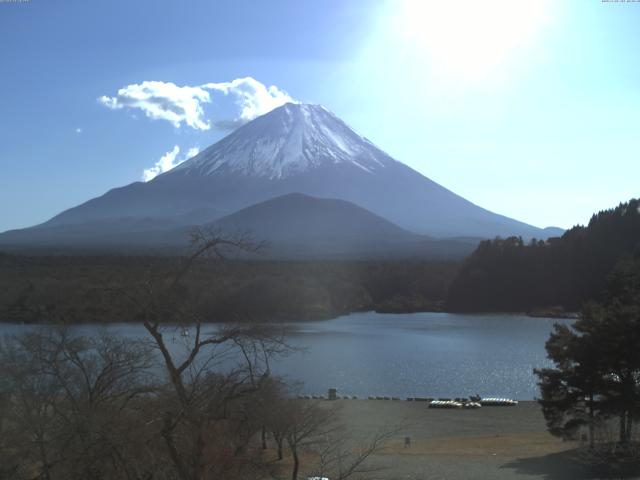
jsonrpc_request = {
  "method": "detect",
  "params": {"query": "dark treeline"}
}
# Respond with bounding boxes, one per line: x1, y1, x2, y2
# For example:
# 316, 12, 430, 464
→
0, 254, 459, 324
447, 198, 640, 312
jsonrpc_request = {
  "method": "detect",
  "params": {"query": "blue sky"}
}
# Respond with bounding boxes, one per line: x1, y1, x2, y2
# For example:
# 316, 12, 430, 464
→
0, 0, 638, 232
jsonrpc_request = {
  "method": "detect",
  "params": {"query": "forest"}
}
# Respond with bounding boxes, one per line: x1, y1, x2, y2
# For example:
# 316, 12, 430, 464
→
446, 198, 640, 313
0, 253, 458, 324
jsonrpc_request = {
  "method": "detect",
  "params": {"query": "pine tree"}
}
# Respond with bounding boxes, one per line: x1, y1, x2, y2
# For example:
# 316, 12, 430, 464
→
535, 250, 640, 447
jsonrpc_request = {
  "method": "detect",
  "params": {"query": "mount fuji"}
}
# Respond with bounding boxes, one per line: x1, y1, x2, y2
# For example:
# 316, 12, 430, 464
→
0, 103, 562, 255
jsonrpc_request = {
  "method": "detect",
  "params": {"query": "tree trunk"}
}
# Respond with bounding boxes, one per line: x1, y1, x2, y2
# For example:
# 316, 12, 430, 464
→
274, 434, 283, 460
161, 416, 192, 480
588, 393, 595, 450
291, 445, 299, 480
277, 441, 283, 460
36, 433, 53, 480
261, 425, 267, 450
619, 411, 627, 444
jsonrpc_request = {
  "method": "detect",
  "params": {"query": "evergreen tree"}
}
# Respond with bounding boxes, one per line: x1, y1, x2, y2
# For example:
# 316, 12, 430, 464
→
535, 250, 640, 447
448, 198, 640, 312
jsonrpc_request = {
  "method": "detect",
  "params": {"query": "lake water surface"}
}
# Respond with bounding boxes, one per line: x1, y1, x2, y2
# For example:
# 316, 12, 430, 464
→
0, 312, 572, 400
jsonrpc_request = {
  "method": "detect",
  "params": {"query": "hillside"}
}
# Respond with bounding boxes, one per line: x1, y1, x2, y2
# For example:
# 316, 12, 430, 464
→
446, 198, 640, 312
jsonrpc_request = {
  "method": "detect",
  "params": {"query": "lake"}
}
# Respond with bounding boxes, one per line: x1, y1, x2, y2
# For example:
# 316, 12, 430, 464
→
0, 312, 571, 400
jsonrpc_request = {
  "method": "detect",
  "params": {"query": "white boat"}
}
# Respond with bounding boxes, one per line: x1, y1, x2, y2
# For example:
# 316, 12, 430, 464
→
428, 400, 463, 409
480, 397, 518, 406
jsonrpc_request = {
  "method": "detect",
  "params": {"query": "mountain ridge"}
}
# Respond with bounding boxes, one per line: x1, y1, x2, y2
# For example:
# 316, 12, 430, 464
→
0, 193, 481, 259
1, 103, 563, 251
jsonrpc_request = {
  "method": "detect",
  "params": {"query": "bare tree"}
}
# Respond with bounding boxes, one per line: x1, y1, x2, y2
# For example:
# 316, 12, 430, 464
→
110, 228, 290, 480
0, 327, 156, 480
259, 378, 299, 461
282, 400, 337, 480
310, 423, 403, 480
0, 228, 398, 480
270, 400, 400, 480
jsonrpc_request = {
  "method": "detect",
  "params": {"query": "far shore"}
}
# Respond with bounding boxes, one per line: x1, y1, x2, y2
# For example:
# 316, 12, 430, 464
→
0, 308, 580, 326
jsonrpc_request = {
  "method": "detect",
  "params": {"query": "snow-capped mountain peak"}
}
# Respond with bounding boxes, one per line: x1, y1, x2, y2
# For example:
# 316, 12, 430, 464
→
22, 101, 558, 242
171, 103, 393, 179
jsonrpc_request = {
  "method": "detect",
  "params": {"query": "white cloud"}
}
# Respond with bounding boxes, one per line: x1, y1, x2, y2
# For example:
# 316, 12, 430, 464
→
99, 77, 295, 131
184, 146, 200, 159
142, 145, 200, 182
99, 81, 211, 130
75, 127, 83, 134
202, 77, 296, 128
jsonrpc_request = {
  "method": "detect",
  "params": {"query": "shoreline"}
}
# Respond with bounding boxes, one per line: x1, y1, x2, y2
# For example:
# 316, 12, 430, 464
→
308, 399, 581, 480
0, 308, 579, 325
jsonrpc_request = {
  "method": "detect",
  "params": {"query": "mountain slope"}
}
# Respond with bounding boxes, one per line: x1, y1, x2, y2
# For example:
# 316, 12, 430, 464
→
206, 193, 479, 259
1, 103, 560, 249
0, 193, 480, 259
212, 193, 415, 242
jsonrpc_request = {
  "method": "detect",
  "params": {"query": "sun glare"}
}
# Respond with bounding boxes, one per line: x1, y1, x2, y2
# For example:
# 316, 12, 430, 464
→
399, 0, 551, 80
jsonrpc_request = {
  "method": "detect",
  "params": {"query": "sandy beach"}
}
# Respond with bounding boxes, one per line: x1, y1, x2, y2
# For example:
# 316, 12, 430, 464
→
300, 399, 588, 480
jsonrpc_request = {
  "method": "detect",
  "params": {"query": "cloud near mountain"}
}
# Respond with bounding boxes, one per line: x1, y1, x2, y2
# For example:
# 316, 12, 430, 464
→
142, 145, 200, 182
98, 77, 296, 131
203, 78, 297, 129
98, 81, 211, 130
